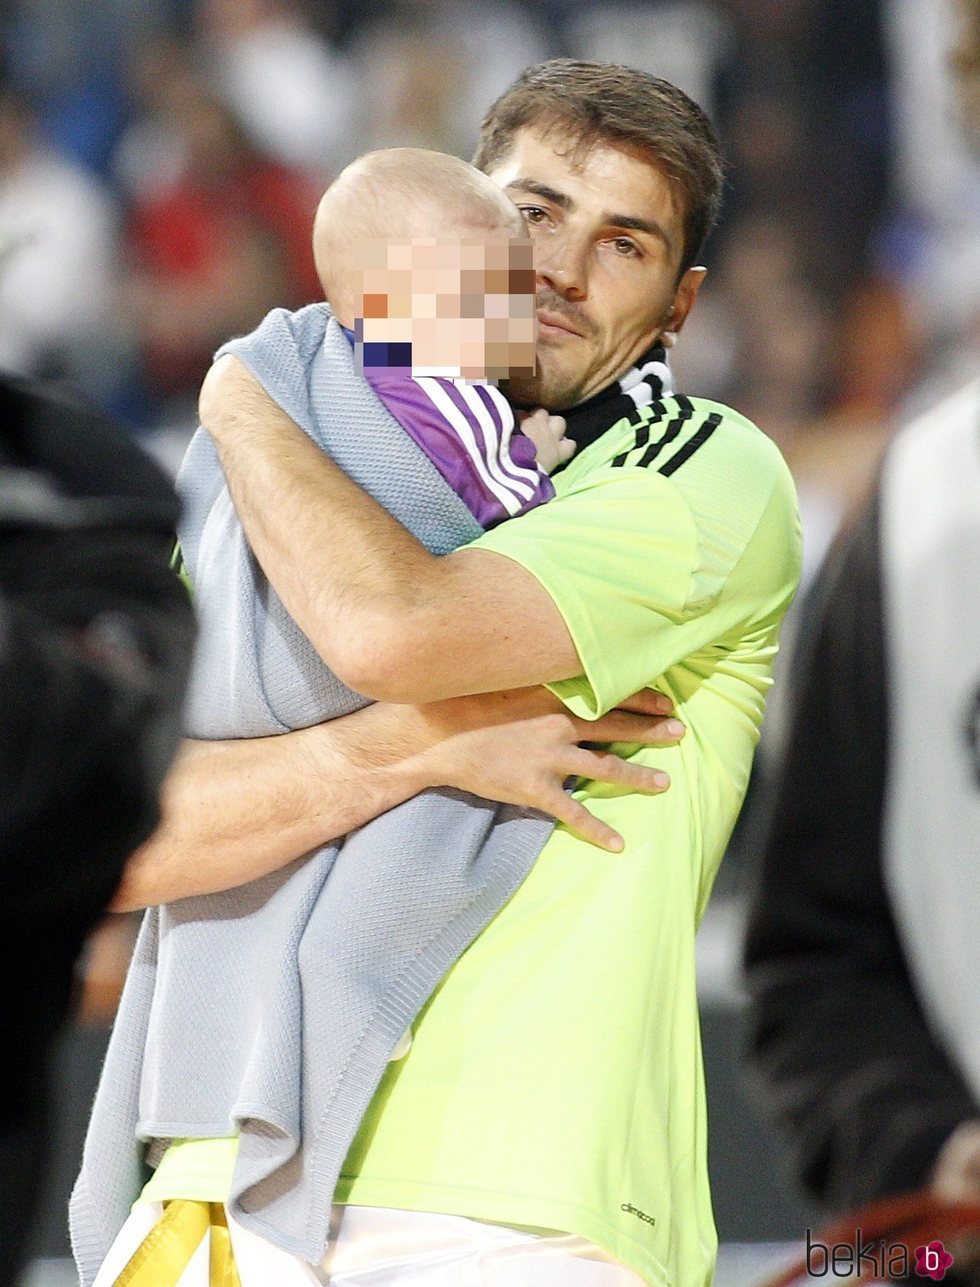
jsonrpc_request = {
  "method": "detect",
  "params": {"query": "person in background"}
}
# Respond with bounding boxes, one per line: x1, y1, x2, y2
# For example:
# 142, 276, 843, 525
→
0, 374, 194, 1279
0, 78, 122, 405
196, 0, 357, 178
743, 5, 980, 1276
124, 77, 320, 422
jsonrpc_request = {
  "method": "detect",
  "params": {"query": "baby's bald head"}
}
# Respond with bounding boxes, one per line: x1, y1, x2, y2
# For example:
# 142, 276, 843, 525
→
313, 148, 536, 381
314, 148, 525, 326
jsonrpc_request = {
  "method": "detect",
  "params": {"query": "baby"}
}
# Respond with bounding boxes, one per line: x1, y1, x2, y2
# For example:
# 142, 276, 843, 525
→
78, 153, 577, 1285
313, 147, 574, 525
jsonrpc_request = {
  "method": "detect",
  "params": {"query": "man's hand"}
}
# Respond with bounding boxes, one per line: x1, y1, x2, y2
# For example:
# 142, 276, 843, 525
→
114, 686, 683, 909
407, 685, 683, 852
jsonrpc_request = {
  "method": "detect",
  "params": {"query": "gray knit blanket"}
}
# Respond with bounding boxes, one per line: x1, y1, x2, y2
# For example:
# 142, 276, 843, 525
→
70, 304, 553, 1278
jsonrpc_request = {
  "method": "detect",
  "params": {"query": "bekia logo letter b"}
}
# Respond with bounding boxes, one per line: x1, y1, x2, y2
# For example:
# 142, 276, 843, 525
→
914, 1240, 954, 1280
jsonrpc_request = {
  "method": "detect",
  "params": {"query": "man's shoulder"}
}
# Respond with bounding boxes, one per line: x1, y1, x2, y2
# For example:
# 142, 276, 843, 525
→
551, 392, 801, 590
609, 392, 780, 466
570, 392, 794, 502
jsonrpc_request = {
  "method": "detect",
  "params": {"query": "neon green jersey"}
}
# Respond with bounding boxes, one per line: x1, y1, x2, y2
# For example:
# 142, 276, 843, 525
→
145, 395, 801, 1287
333, 396, 802, 1286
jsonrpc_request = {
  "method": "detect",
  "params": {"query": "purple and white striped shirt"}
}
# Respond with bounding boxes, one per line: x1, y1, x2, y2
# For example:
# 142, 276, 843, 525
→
363, 369, 554, 529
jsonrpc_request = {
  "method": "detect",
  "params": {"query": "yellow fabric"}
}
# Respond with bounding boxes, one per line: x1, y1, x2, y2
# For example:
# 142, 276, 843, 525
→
114, 1200, 207, 1287
208, 1205, 241, 1287
113, 1200, 241, 1287
139, 1138, 239, 1207
170, 542, 195, 601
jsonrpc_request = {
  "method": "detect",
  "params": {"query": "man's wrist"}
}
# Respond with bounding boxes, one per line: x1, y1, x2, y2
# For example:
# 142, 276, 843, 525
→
320, 701, 441, 804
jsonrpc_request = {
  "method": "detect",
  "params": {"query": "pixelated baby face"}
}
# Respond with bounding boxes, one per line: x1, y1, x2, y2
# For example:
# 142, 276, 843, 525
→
354, 237, 536, 380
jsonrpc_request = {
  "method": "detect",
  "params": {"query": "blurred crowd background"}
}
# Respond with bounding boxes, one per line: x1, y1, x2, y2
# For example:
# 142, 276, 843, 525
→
2, 0, 979, 1271
2, 0, 978, 544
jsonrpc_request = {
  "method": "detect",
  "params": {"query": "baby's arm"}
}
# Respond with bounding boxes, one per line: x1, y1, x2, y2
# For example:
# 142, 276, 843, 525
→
518, 407, 576, 474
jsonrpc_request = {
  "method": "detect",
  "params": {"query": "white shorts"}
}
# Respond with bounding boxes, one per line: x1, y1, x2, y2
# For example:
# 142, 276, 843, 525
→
94, 1202, 648, 1286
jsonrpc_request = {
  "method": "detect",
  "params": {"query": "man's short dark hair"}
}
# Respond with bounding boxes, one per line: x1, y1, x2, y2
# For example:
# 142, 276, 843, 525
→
473, 59, 724, 276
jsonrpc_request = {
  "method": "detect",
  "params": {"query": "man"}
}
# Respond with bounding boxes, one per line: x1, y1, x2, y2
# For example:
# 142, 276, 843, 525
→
80, 62, 801, 1287
0, 375, 193, 1278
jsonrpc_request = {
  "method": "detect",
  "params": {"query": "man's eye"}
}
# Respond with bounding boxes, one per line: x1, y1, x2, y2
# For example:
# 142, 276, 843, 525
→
519, 206, 548, 226
612, 237, 640, 257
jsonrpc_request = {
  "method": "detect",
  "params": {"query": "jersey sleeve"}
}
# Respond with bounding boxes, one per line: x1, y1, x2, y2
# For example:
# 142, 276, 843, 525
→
468, 460, 801, 718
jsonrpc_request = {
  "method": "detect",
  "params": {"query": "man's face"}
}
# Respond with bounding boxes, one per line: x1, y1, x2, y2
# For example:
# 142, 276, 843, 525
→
356, 235, 536, 380
485, 126, 706, 409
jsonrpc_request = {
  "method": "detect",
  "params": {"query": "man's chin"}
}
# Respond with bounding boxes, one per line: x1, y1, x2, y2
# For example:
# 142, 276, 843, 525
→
502, 368, 581, 412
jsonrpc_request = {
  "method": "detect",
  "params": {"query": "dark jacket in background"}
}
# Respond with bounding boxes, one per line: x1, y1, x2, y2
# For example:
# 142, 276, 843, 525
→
0, 375, 194, 1278
743, 383, 980, 1287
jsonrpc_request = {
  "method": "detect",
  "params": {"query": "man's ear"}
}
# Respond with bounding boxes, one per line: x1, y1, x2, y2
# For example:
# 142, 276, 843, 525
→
664, 266, 707, 337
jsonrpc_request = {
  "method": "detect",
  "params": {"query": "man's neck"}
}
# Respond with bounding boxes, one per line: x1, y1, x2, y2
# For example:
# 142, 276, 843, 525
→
559, 341, 673, 456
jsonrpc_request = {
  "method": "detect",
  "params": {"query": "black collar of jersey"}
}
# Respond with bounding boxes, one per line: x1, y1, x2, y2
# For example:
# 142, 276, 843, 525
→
557, 341, 673, 459
341, 318, 673, 464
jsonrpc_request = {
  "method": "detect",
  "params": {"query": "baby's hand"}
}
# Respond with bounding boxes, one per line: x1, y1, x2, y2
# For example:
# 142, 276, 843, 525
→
517, 407, 576, 474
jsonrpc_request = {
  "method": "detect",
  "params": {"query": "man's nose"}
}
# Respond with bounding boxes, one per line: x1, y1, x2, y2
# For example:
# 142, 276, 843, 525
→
535, 233, 588, 301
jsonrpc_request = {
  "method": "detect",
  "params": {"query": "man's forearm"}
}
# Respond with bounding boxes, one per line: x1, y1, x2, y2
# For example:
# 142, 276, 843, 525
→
198, 356, 581, 703
111, 703, 431, 911
112, 685, 681, 909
